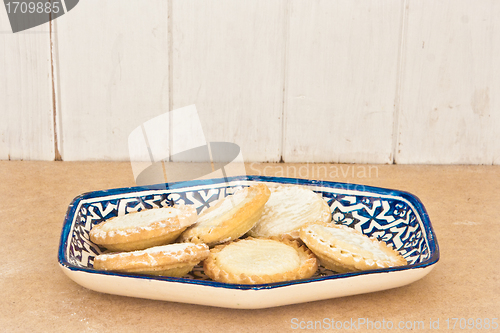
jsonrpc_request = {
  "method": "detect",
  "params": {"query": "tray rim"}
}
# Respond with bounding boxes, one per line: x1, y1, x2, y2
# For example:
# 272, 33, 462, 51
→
58, 175, 440, 292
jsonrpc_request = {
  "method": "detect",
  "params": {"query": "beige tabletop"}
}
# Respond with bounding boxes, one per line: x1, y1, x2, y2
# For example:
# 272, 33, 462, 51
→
1, 161, 499, 332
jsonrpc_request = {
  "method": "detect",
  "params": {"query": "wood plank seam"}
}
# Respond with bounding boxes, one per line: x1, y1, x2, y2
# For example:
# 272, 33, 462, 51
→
280, 0, 291, 163
168, 0, 174, 162
392, 0, 410, 164
50, 19, 62, 161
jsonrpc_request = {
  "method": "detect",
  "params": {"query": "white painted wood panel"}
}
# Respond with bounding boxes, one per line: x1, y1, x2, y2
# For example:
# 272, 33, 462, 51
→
55, 0, 169, 161
0, 12, 54, 160
171, 0, 286, 162
397, 0, 500, 164
284, 0, 403, 164
3, 0, 499, 164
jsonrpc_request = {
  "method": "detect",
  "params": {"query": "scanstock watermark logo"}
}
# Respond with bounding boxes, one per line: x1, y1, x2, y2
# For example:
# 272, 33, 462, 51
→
128, 105, 246, 189
3, 0, 79, 33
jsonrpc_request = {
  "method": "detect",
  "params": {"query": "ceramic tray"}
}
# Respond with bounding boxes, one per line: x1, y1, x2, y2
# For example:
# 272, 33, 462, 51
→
58, 176, 439, 309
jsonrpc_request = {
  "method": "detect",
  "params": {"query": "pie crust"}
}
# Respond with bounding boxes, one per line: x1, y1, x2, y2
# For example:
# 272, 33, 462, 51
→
178, 183, 271, 247
89, 205, 198, 252
203, 237, 318, 284
248, 185, 332, 239
93, 242, 209, 277
299, 222, 407, 273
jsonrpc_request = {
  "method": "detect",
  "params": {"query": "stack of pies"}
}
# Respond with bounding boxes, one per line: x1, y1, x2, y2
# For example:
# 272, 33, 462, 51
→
89, 183, 407, 283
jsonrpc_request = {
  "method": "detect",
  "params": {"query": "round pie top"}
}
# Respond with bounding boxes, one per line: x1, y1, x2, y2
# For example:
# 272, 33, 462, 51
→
90, 205, 198, 245
216, 238, 301, 276
97, 208, 178, 231
312, 224, 393, 261
178, 183, 271, 246
299, 222, 407, 271
203, 237, 318, 284
194, 187, 250, 226
93, 242, 209, 272
248, 185, 332, 238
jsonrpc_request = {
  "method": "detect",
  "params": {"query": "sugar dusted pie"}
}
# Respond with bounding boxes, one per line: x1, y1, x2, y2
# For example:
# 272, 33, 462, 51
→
89, 205, 198, 252
248, 185, 332, 239
178, 183, 271, 247
93, 242, 209, 277
203, 237, 318, 284
299, 222, 407, 273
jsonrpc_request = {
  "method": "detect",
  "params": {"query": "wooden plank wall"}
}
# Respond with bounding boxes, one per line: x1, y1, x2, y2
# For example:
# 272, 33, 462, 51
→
171, 0, 286, 162
285, 0, 402, 163
1, 0, 499, 164
398, 0, 500, 164
0, 8, 54, 160
54, 0, 169, 161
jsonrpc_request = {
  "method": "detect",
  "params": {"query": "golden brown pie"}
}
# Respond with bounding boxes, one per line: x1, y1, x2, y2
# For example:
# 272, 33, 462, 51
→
299, 222, 407, 273
248, 185, 332, 239
203, 237, 318, 284
178, 183, 271, 247
89, 205, 198, 252
93, 242, 209, 277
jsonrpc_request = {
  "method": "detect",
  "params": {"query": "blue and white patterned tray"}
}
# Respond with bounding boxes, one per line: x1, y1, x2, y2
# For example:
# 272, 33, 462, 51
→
58, 176, 439, 309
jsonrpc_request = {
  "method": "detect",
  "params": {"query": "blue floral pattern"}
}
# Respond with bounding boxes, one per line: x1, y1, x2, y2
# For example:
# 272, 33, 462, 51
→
64, 178, 432, 277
